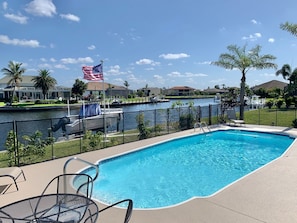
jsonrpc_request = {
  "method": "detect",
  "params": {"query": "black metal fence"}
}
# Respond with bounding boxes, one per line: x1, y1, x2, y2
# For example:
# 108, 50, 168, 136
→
1, 104, 296, 167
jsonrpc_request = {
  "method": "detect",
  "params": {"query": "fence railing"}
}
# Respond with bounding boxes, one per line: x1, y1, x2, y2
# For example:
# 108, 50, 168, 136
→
1, 104, 296, 167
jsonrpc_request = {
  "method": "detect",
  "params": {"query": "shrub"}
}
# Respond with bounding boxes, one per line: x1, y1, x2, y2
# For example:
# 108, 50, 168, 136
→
284, 96, 293, 108
275, 98, 284, 109
266, 99, 274, 109
179, 114, 195, 130
82, 130, 103, 151
136, 113, 151, 140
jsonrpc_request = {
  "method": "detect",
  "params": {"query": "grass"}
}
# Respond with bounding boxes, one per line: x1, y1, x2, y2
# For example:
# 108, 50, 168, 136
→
244, 108, 297, 127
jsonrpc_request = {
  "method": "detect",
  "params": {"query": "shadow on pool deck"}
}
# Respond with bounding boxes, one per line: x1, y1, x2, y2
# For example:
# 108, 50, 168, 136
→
1, 124, 297, 223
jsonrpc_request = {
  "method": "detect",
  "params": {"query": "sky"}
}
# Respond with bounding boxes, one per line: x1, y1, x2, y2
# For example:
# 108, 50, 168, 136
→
1, 0, 297, 91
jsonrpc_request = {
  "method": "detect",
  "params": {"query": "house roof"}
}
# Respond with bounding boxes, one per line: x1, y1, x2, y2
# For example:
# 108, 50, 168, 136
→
251, 80, 288, 91
0, 75, 36, 85
169, 86, 196, 90
0, 75, 70, 89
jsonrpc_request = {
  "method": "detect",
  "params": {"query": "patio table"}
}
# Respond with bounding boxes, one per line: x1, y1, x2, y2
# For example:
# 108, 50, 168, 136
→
0, 193, 98, 223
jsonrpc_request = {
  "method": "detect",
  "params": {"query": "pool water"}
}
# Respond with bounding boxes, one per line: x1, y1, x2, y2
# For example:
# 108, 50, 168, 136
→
79, 130, 295, 209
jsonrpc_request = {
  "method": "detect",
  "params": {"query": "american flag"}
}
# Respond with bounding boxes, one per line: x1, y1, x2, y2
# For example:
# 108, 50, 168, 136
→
82, 64, 104, 81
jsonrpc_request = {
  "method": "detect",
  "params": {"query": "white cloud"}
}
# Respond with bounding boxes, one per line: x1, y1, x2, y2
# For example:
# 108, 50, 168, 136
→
60, 13, 80, 22
38, 63, 51, 68
108, 65, 123, 75
268, 38, 275, 43
254, 33, 261, 38
54, 64, 69, 69
4, 13, 28, 24
167, 71, 207, 78
88, 45, 96, 50
0, 35, 40, 47
167, 71, 182, 77
184, 72, 208, 77
251, 19, 261, 25
2, 1, 8, 10
159, 53, 190, 60
60, 57, 93, 64
25, 0, 56, 17
136, 58, 159, 66
242, 32, 262, 41
197, 61, 211, 65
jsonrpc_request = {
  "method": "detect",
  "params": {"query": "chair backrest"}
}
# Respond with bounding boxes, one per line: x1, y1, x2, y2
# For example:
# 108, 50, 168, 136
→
40, 173, 93, 198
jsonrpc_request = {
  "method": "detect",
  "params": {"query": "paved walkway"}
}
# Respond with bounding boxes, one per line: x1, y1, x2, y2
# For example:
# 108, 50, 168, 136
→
1, 125, 297, 223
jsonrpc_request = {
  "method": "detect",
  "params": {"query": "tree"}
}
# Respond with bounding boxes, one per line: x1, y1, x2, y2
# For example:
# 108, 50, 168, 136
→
32, 69, 57, 99
72, 79, 87, 100
124, 80, 129, 98
276, 64, 297, 96
1, 61, 26, 103
276, 64, 292, 80
212, 44, 277, 119
280, 22, 297, 37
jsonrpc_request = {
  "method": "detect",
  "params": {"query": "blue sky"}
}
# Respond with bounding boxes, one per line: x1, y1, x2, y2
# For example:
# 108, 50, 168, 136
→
1, 0, 297, 90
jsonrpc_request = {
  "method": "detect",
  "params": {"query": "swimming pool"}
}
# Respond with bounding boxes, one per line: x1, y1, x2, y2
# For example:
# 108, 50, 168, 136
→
79, 129, 295, 209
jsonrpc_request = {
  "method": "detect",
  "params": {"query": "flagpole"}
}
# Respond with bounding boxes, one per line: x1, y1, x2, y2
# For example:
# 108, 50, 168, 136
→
101, 60, 107, 143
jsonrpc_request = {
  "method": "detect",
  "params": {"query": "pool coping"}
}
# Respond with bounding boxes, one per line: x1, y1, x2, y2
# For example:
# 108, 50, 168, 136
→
1, 124, 297, 223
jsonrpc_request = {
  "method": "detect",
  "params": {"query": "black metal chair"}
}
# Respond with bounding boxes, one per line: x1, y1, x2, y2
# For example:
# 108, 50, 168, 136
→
99, 198, 133, 223
34, 173, 97, 223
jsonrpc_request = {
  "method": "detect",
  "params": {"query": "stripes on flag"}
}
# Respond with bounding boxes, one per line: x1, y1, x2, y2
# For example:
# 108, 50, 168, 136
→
82, 63, 104, 81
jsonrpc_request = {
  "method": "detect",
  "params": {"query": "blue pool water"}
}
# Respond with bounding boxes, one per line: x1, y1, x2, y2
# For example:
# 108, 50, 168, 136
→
79, 130, 295, 209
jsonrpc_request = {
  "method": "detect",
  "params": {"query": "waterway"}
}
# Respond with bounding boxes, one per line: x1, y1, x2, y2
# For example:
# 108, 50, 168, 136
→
0, 98, 217, 122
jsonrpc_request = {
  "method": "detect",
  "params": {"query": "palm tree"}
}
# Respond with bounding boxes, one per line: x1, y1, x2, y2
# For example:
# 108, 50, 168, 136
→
123, 80, 129, 98
212, 44, 277, 120
32, 69, 57, 99
276, 64, 292, 80
277, 64, 297, 96
280, 22, 297, 37
1, 61, 26, 104
288, 69, 297, 96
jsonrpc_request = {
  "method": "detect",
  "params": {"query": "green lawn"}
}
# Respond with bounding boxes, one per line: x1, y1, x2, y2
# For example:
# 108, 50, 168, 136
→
244, 108, 297, 127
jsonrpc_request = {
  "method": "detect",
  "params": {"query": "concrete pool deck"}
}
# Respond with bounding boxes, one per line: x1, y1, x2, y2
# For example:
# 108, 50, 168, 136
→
1, 124, 297, 223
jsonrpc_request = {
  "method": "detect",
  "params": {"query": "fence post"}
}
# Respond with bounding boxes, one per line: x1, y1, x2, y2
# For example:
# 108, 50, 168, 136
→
122, 112, 125, 144
15, 120, 21, 167
48, 124, 54, 159
275, 108, 278, 126
154, 109, 157, 136
208, 104, 212, 125
12, 120, 20, 166
198, 106, 201, 123
167, 108, 170, 134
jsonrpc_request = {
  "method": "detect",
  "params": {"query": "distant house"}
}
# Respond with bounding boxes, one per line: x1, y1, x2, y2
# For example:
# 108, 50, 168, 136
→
136, 87, 162, 97
84, 82, 133, 99
165, 86, 196, 96
0, 75, 71, 101
251, 80, 288, 91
